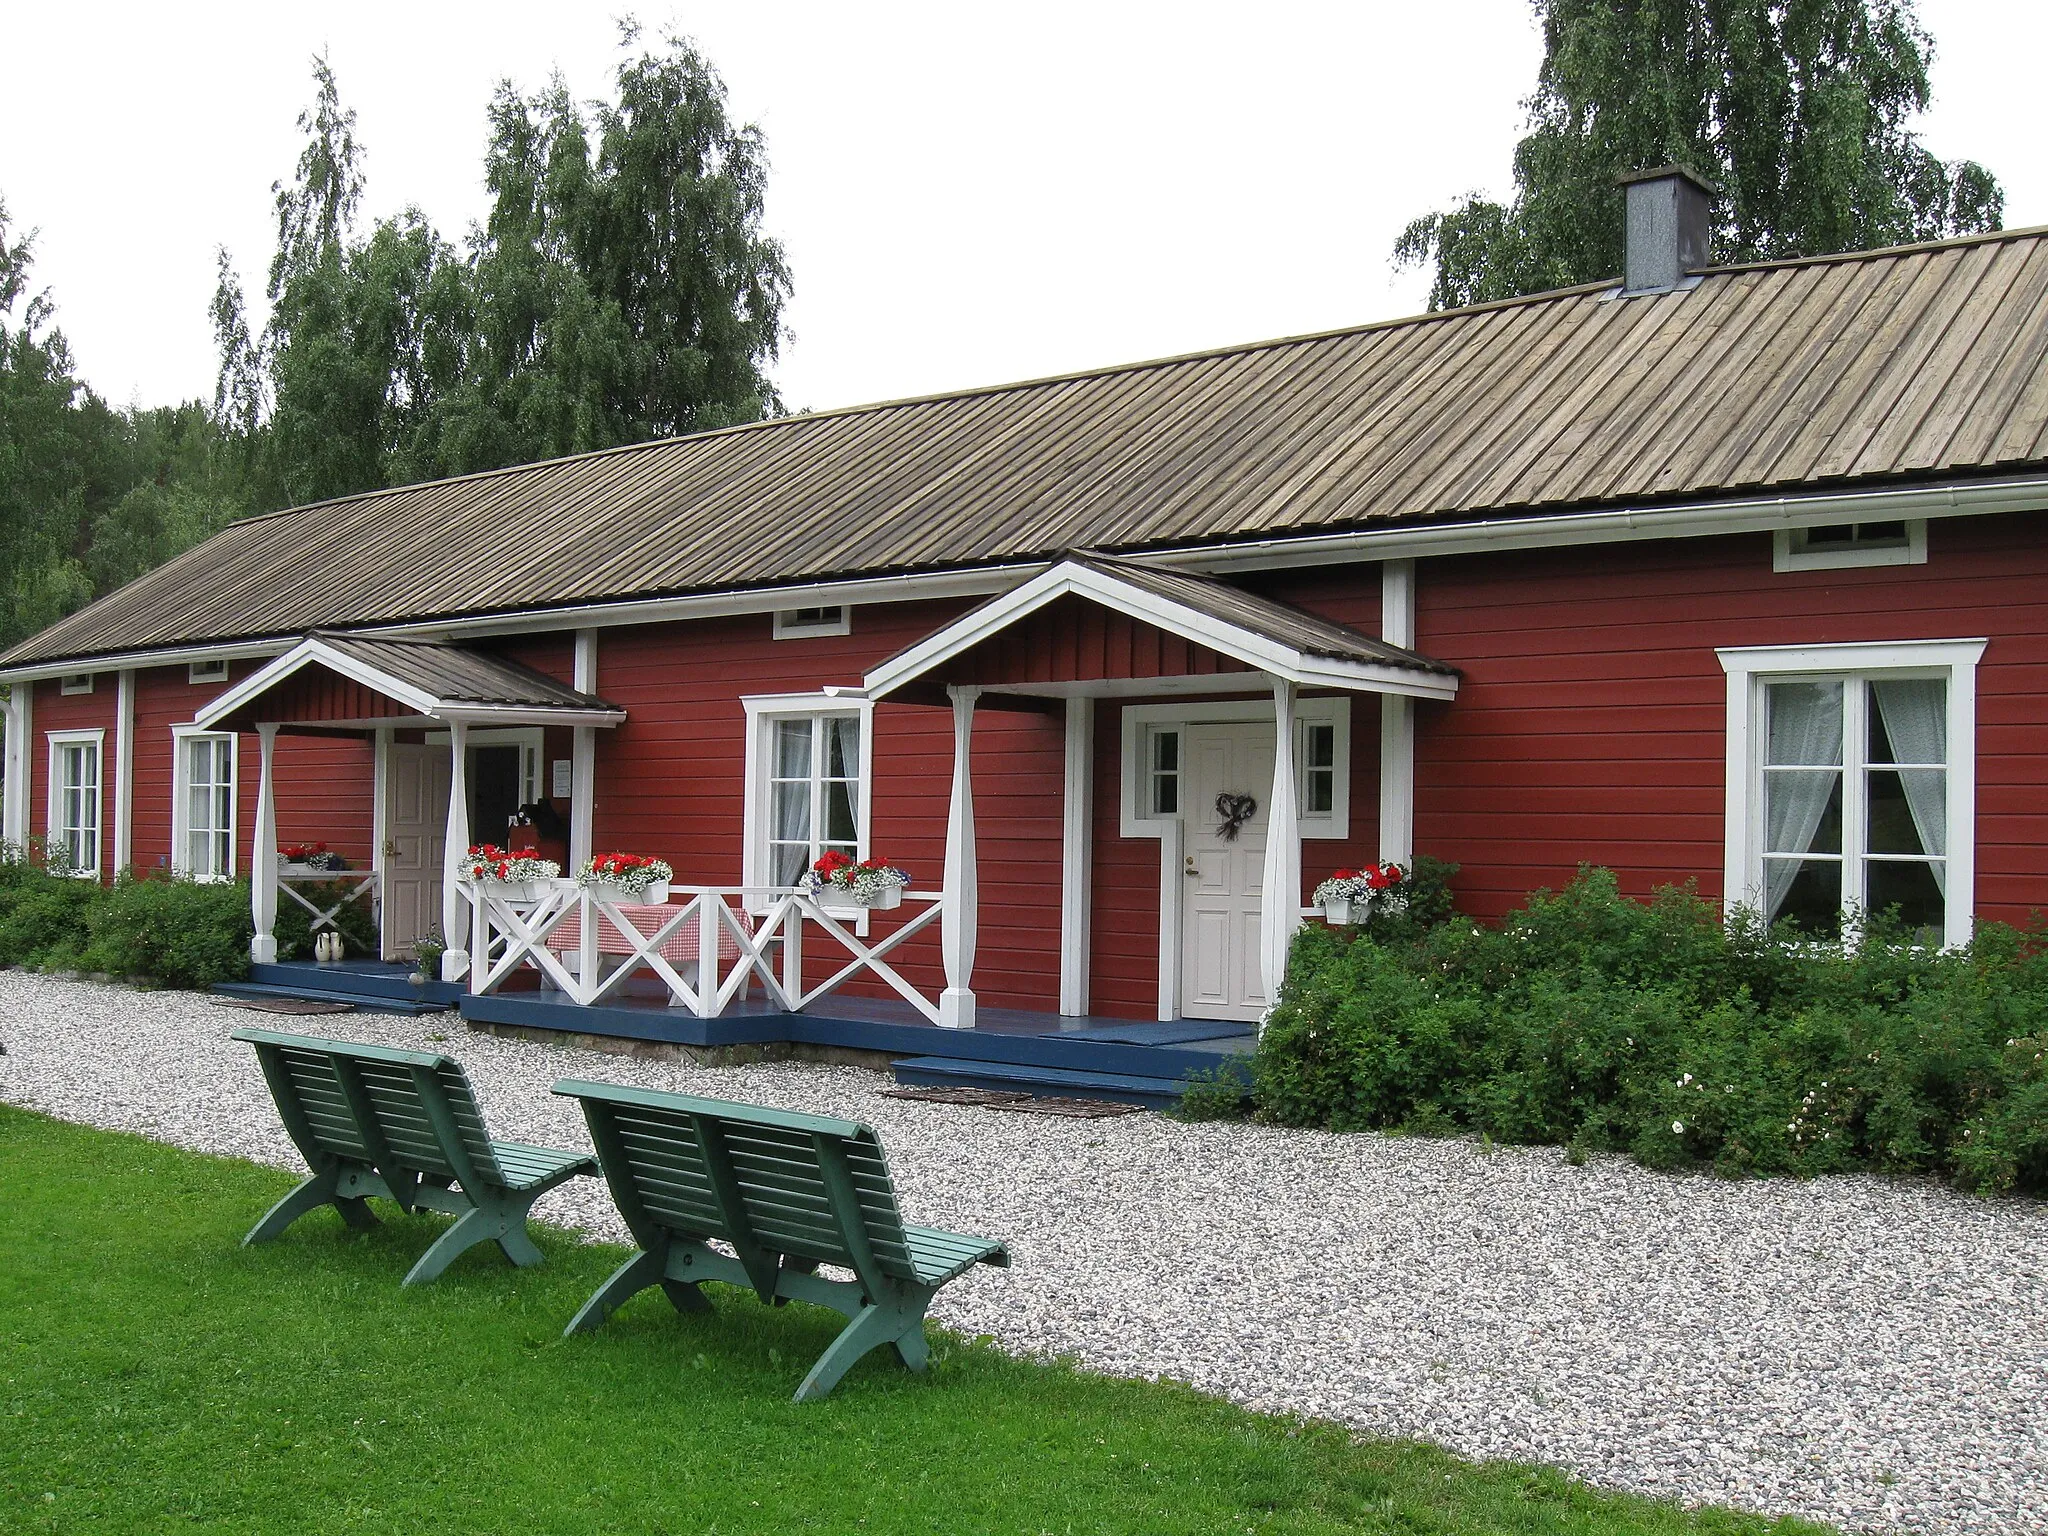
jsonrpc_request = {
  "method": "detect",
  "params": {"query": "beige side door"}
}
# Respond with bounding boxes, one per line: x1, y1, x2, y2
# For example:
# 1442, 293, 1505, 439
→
1179, 722, 1275, 1021
382, 743, 450, 960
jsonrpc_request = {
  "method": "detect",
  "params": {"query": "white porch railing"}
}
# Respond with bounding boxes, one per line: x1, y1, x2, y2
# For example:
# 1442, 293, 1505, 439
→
465, 880, 950, 1023
279, 867, 381, 953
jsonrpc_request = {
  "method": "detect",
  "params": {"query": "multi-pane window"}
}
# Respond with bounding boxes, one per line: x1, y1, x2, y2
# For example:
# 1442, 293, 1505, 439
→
51, 736, 101, 874
1762, 676, 1948, 940
1147, 728, 1180, 815
764, 714, 862, 886
1300, 721, 1338, 815
184, 734, 235, 879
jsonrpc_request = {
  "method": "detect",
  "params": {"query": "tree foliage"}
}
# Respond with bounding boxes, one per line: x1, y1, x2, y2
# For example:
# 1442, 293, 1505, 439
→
215, 27, 790, 507
1397, 0, 2005, 309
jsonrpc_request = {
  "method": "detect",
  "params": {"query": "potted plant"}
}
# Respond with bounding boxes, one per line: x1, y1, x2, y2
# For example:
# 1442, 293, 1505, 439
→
577, 852, 673, 904
801, 850, 911, 911
464, 843, 562, 901
278, 840, 347, 873
1312, 861, 1405, 925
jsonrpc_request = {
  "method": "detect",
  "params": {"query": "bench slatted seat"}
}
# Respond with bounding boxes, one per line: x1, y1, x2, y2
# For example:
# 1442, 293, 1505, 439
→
555, 1078, 1010, 1401
235, 1028, 597, 1286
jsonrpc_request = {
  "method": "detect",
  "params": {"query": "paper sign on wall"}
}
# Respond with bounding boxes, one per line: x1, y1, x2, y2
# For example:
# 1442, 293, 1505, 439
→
551, 759, 572, 798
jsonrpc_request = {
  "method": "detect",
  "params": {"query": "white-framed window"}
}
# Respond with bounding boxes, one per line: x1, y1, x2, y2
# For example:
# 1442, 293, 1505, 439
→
741, 694, 874, 901
59, 673, 94, 696
772, 605, 852, 639
1719, 639, 1982, 948
1120, 697, 1351, 838
46, 729, 104, 877
1773, 519, 1926, 572
171, 728, 237, 880
188, 659, 230, 685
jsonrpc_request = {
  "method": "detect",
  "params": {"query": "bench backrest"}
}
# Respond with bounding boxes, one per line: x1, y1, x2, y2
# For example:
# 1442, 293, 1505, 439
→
235, 1029, 505, 1188
554, 1079, 919, 1288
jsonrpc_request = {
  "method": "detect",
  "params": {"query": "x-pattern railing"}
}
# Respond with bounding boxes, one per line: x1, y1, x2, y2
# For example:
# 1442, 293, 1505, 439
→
468, 880, 946, 1022
279, 869, 380, 953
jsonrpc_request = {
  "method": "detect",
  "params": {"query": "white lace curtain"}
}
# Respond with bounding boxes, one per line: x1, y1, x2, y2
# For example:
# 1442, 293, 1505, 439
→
1873, 679, 1948, 893
1765, 682, 1843, 920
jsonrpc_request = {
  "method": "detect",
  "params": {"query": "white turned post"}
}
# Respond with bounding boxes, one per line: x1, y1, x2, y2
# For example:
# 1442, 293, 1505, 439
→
1058, 696, 1094, 1017
1379, 558, 1417, 866
939, 685, 979, 1029
250, 724, 279, 964
571, 628, 597, 872
1259, 678, 1301, 1012
112, 670, 135, 876
440, 720, 471, 981
2, 682, 31, 851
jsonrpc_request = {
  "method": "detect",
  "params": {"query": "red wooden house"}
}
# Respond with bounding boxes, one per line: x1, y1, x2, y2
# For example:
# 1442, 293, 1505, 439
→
4, 172, 2043, 1096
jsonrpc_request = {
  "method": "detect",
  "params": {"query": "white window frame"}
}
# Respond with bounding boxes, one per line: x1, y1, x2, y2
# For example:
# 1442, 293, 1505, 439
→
46, 728, 105, 878
171, 726, 239, 881
59, 673, 94, 696
1118, 696, 1351, 840
1719, 638, 1983, 949
1772, 519, 1927, 572
426, 726, 544, 814
741, 693, 875, 914
772, 605, 852, 639
188, 659, 230, 685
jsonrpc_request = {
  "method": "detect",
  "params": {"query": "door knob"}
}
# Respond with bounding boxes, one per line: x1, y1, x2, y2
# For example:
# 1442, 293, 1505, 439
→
1184, 855, 1199, 877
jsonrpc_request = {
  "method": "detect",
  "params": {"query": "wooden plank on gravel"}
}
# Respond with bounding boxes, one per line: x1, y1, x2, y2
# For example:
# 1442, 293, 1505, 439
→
877, 1086, 1033, 1106
213, 997, 357, 1015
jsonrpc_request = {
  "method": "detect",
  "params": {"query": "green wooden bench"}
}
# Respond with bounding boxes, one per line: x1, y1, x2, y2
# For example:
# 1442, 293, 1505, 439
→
234, 1028, 597, 1286
554, 1079, 1011, 1401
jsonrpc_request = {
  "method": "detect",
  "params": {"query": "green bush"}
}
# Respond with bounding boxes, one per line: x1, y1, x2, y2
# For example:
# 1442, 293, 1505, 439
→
1257, 866, 2048, 1194
81, 873, 252, 988
0, 858, 99, 970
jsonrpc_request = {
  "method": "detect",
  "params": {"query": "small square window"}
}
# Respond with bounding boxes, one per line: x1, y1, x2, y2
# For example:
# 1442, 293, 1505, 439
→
188, 660, 229, 684
59, 674, 94, 695
1774, 519, 1925, 572
1148, 729, 1180, 816
772, 605, 851, 639
1300, 722, 1337, 816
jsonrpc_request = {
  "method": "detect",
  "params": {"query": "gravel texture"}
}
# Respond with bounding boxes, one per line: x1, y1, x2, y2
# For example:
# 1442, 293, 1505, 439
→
2, 971, 2043, 1536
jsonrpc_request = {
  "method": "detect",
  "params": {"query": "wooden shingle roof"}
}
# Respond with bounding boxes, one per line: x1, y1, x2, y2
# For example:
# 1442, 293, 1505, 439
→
10, 224, 2048, 668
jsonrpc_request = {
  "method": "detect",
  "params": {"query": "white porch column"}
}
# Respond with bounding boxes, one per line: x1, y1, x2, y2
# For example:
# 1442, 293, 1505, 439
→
112, 669, 135, 876
440, 719, 471, 981
1058, 696, 1093, 1017
1259, 678, 1301, 1010
939, 686, 979, 1029
1379, 558, 1417, 866
250, 724, 280, 964
2, 682, 30, 852
570, 628, 597, 872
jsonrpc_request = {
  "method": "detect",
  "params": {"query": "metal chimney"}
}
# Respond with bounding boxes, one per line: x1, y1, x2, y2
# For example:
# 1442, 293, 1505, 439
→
1619, 165, 1715, 295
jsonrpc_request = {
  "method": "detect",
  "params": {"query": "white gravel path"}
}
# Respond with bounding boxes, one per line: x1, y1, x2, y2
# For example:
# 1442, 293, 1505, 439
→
2, 971, 2043, 1536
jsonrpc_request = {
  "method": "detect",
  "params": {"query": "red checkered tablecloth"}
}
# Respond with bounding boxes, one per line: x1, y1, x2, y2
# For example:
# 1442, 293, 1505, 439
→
546, 901, 750, 965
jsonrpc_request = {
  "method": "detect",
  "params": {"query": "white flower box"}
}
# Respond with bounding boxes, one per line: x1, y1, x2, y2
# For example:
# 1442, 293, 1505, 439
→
589, 879, 670, 905
816, 883, 902, 912
482, 878, 546, 902
1320, 897, 1357, 925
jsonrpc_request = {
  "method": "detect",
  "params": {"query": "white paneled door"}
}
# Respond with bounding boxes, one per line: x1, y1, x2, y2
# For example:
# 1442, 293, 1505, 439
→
383, 743, 450, 961
1179, 722, 1275, 1021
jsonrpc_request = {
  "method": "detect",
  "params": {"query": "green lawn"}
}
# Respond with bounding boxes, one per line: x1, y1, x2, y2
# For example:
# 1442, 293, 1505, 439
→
0, 1106, 1828, 1535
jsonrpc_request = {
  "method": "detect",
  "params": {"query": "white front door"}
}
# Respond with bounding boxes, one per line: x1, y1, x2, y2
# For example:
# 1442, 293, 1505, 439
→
1179, 722, 1274, 1021
383, 743, 450, 961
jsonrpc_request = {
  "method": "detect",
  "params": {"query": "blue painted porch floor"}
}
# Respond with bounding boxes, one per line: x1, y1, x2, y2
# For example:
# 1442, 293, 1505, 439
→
226, 961, 1254, 1099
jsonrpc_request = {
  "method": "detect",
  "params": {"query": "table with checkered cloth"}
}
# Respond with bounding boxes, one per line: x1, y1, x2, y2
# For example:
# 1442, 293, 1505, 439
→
545, 900, 751, 968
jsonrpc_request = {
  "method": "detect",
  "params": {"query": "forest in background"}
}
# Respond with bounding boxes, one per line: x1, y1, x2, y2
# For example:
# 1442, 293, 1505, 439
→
0, 24, 788, 652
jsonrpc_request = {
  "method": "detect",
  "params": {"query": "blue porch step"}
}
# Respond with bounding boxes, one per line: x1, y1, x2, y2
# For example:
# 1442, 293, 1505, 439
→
214, 974, 454, 1024
889, 1055, 1208, 1111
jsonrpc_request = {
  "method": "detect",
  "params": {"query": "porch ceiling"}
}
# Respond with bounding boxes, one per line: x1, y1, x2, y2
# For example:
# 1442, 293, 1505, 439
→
194, 633, 626, 732
861, 552, 1460, 702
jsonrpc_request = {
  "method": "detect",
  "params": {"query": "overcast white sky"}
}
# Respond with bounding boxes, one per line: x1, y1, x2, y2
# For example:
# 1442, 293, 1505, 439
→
4, 1, 2042, 417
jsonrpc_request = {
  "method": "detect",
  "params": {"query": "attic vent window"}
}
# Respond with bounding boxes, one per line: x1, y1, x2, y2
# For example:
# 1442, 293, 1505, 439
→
188, 660, 229, 684
1775, 520, 1927, 572
59, 674, 94, 696
773, 605, 851, 639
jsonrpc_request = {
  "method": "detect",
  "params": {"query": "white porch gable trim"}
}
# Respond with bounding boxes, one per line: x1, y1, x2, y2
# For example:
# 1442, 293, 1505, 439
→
193, 634, 628, 730
860, 555, 1461, 702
